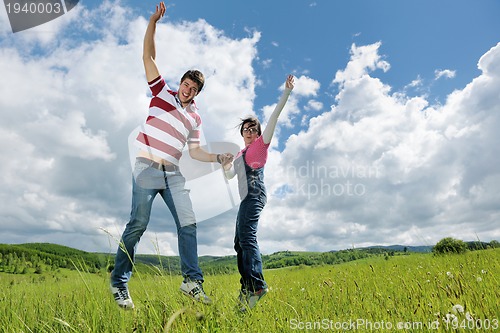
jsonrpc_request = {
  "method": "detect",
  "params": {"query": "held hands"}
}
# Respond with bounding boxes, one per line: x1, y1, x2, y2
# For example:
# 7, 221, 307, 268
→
217, 153, 234, 166
151, 2, 166, 23
285, 74, 295, 90
220, 153, 234, 176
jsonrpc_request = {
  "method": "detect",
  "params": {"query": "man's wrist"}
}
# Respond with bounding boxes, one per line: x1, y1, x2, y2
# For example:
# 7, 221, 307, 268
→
216, 154, 222, 164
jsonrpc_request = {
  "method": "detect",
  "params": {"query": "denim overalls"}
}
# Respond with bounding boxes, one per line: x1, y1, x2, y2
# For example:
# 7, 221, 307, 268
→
234, 149, 268, 292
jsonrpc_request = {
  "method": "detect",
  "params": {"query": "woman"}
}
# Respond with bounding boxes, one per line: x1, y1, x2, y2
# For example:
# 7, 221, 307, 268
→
224, 75, 295, 311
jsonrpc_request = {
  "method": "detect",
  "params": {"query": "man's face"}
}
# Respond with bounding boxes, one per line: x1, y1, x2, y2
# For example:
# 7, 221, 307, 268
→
178, 78, 199, 107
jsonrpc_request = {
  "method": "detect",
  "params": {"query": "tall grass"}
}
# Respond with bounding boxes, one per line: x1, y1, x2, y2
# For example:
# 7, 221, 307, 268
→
1, 249, 499, 332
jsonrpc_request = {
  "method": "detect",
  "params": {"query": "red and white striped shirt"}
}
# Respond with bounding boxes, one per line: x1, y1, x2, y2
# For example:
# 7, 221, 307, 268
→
135, 75, 202, 165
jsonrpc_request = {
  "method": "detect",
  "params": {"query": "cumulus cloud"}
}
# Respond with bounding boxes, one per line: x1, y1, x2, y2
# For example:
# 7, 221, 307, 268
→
333, 42, 390, 86
304, 100, 323, 111
435, 69, 456, 80
0, 1, 259, 254
259, 42, 500, 252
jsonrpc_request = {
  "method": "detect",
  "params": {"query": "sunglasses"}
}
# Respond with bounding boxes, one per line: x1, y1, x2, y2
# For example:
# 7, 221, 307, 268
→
242, 127, 259, 134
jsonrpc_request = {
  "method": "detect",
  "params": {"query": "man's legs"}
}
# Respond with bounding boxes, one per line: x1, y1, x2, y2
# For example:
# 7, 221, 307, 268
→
162, 172, 203, 281
111, 177, 158, 287
110, 174, 159, 310
161, 172, 211, 304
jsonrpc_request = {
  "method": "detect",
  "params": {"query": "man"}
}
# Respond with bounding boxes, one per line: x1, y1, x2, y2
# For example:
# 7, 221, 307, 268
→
110, 1, 232, 309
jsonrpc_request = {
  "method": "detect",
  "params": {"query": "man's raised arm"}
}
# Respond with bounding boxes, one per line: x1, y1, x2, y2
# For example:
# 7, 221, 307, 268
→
143, 2, 166, 82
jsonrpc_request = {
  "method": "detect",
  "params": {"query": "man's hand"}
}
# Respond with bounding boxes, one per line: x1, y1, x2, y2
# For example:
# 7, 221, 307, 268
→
143, 2, 165, 82
217, 153, 234, 166
150, 2, 166, 23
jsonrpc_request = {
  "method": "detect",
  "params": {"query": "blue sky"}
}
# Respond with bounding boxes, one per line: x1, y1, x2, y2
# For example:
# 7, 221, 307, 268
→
157, 0, 500, 100
0, 0, 499, 256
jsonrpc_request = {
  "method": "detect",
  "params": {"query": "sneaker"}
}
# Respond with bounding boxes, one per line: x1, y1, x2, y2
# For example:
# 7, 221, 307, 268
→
237, 289, 248, 312
239, 287, 268, 311
110, 285, 135, 310
238, 289, 247, 304
180, 280, 212, 305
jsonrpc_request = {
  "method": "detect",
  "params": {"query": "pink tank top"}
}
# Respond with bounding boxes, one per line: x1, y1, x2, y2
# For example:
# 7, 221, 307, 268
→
236, 136, 270, 169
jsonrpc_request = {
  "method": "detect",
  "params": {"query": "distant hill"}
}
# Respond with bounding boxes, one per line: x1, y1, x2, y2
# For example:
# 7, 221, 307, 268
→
0, 240, 497, 276
361, 245, 433, 253
0, 243, 104, 274
359, 241, 495, 253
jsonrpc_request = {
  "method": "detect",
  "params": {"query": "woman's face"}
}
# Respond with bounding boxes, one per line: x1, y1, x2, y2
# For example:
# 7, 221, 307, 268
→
241, 123, 259, 146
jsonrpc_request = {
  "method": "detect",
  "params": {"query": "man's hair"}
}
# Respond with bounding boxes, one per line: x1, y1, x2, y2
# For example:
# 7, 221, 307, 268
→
239, 116, 262, 136
181, 70, 205, 92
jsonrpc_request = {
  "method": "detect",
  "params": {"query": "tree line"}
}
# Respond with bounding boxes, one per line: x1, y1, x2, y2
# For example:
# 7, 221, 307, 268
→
432, 238, 499, 254
1, 239, 498, 276
0, 243, 103, 274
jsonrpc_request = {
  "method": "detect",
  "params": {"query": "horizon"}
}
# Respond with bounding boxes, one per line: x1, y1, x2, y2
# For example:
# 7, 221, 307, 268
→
5, 239, 499, 257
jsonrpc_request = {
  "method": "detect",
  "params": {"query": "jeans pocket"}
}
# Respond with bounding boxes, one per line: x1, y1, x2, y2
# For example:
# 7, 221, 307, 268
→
133, 160, 148, 178
133, 160, 166, 189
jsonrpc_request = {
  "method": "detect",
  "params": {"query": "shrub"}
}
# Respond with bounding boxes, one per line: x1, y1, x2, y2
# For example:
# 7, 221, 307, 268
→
433, 237, 467, 254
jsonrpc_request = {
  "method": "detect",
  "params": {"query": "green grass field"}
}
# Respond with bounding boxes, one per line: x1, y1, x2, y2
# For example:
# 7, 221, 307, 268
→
1, 249, 499, 332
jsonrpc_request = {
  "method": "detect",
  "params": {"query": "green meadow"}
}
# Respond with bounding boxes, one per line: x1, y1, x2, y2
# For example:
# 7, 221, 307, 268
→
1, 248, 499, 332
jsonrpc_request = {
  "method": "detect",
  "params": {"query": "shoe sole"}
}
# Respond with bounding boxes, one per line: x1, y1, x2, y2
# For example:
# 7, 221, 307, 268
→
180, 288, 213, 305
117, 303, 135, 310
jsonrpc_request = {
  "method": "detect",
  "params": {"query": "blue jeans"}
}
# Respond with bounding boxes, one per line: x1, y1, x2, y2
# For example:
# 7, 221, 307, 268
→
111, 160, 203, 287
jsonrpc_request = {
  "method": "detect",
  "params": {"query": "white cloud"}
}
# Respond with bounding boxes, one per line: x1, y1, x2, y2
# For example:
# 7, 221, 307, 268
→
304, 100, 323, 111
435, 69, 456, 80
261, 58, 272, 68
293, 75, 320, 97
478, 42, 500, 77
260, 42, 500, 252
333, 42, 390, 86
406, 75, 423, 88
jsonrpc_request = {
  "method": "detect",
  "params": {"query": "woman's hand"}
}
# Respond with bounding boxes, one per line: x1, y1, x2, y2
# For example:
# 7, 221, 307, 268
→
285, 74, 295, 90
